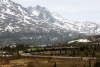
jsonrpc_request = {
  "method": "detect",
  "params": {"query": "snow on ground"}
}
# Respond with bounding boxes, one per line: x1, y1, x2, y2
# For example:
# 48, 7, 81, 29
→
68, 38, 91, 44
77, 39, 91, 42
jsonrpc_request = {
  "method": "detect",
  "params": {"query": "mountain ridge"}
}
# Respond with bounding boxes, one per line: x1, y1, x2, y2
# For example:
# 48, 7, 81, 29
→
0, 0, 85, 45
0, 0, 99, 45
27, 5, 100, 35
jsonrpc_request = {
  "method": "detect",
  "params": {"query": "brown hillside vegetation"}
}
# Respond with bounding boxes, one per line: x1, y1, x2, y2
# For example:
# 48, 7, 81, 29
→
0, 57, 97, 67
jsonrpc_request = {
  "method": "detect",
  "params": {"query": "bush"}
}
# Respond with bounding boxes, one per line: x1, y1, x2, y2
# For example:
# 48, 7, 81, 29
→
94, 61, 100, 67
53, 62, 57, 67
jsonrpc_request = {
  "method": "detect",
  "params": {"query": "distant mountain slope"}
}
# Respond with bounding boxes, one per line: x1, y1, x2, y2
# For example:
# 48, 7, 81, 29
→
0, 0, 86, 45
1, 0, 100, 45
27, 5, 100, 35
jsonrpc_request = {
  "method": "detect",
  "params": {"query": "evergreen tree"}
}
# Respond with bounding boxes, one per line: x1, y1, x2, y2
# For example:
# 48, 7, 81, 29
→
94, 61, 100, 67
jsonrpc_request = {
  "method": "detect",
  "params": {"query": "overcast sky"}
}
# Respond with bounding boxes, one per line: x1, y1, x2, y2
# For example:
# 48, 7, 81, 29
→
11, 0, 100, 24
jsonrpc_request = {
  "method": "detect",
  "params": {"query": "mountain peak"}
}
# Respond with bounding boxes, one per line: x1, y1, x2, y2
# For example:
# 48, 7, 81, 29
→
27, 5, 42, 11
36, 5, 41, 9
35, 5, 49, 11
35, 5, 42, 11
83, 21, 96, 25
27, 6, 34, 11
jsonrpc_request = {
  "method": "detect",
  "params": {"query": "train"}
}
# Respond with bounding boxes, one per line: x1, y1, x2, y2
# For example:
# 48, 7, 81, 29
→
25, 47, 80, 53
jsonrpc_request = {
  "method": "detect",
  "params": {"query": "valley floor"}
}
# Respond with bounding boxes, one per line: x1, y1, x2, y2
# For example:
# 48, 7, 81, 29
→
0, 56, 97, 67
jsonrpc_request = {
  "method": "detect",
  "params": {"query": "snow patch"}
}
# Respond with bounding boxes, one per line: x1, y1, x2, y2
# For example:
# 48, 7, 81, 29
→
77, 39, 91, 42
5, 25, 14, 32
6, 9, 15, 15
68, 39, 91, 44
1, 14, 6, 19
18, 6, 23, 12
24, 16, 31, 19
24, 20, 31, 24
32, 10, 39, 16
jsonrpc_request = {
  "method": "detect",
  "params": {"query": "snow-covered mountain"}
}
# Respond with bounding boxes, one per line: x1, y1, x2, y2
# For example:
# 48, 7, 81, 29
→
0, 0, 99, 45
0, 0, 66, 33
0, 0, 86, 45
80, 21, 100, 34
27, 5, 100, 35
